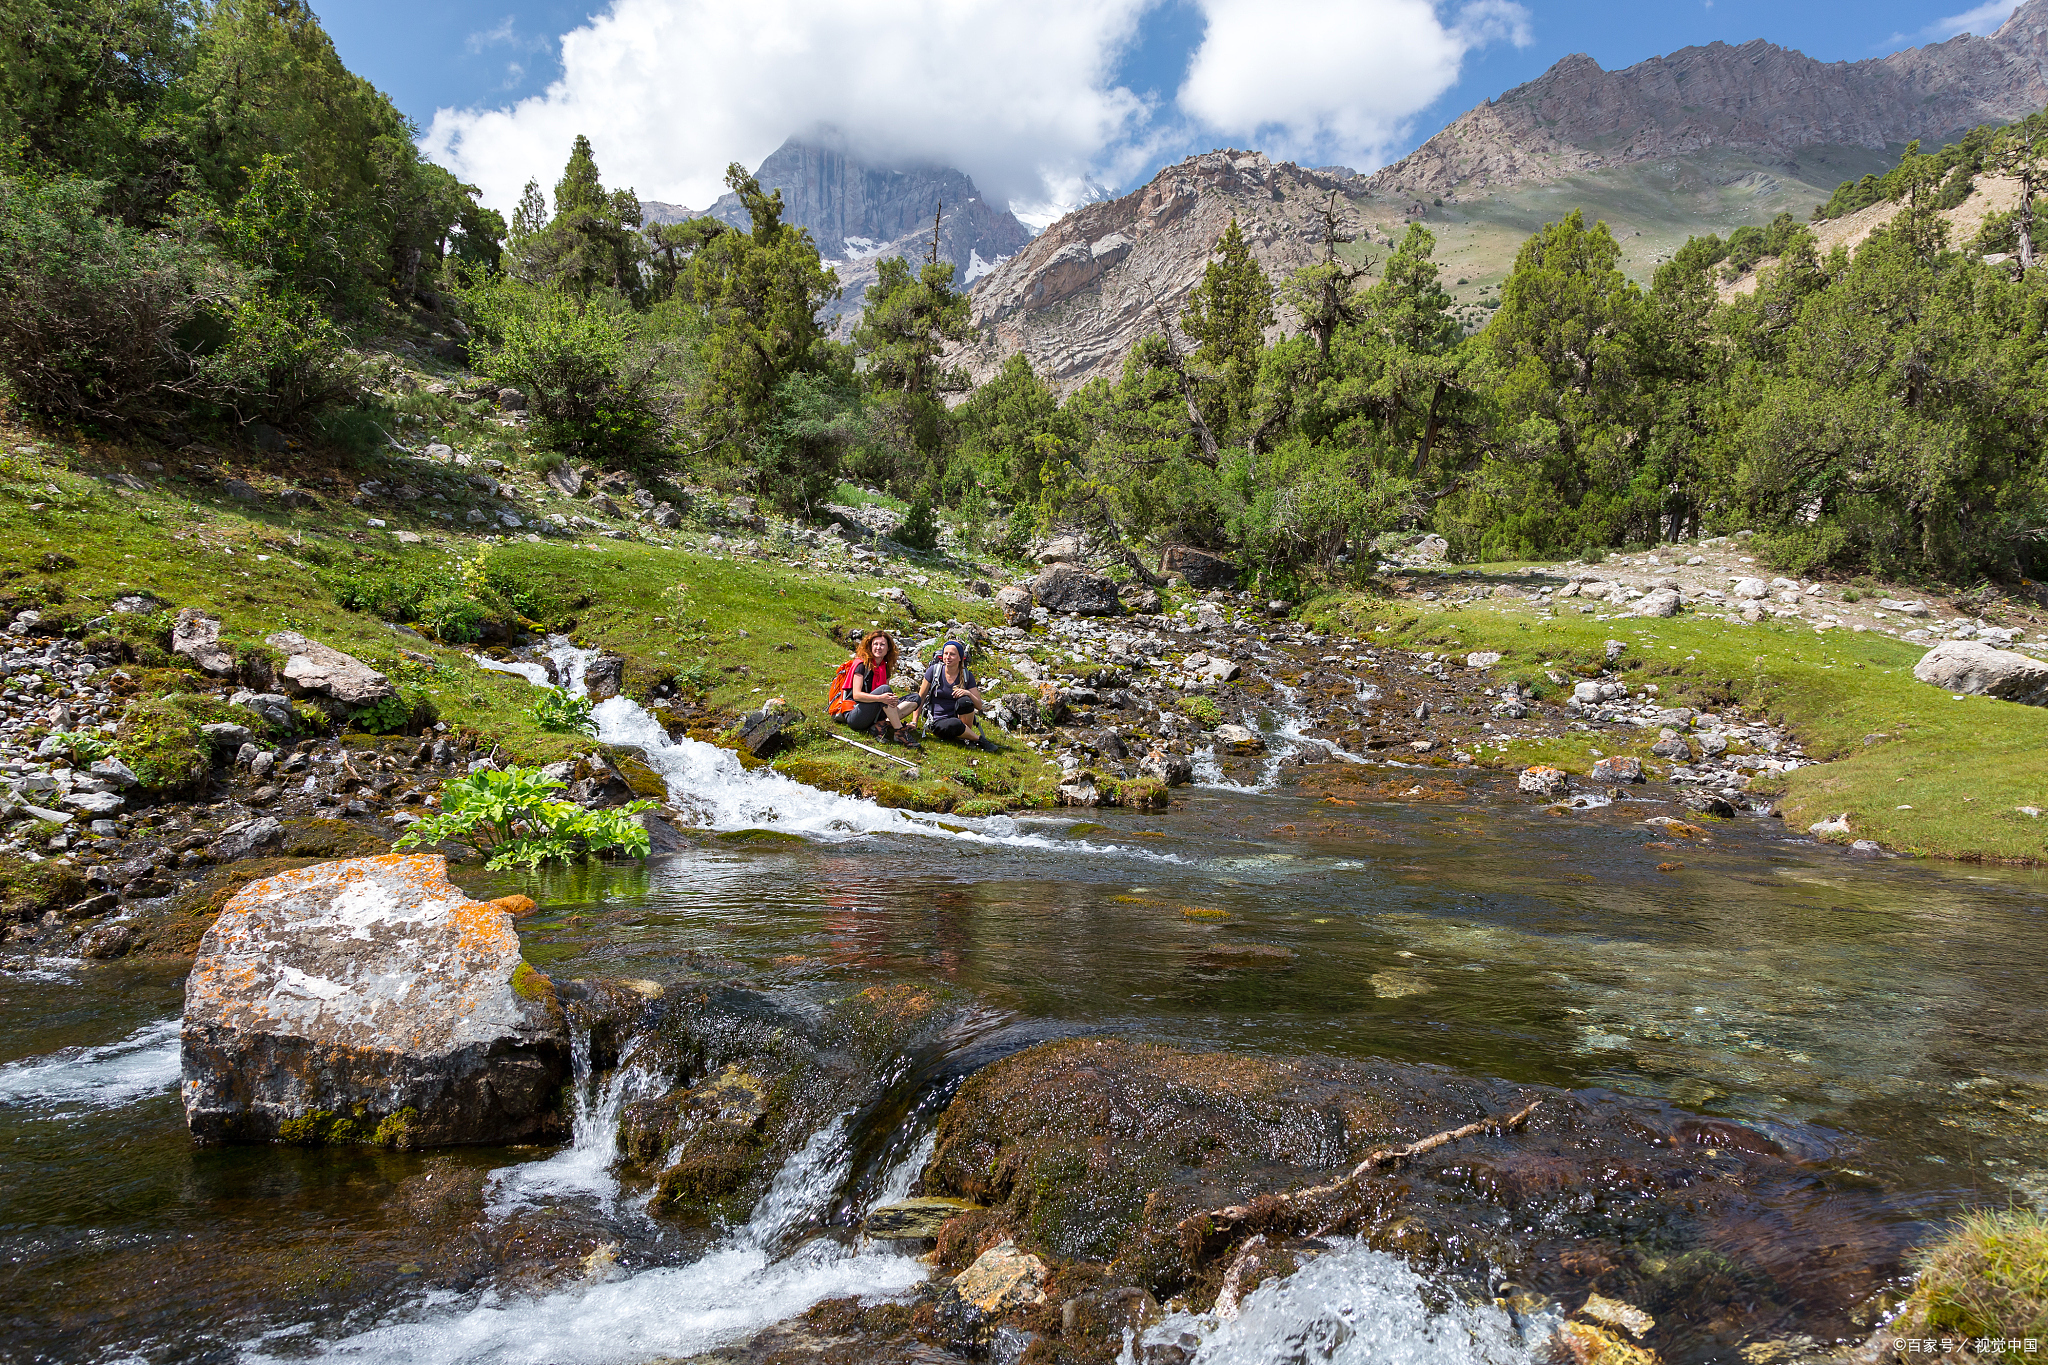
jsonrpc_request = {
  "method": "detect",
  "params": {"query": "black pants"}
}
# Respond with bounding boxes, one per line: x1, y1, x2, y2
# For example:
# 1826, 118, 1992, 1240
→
845, 701, 888, 732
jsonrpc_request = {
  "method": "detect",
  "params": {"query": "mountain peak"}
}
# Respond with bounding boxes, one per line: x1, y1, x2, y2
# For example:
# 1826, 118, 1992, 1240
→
1370, 1, 2048, 200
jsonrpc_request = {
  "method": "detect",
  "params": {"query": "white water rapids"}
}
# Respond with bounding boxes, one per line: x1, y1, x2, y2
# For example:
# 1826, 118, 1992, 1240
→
476, 638, 1176, 857
0, 1016, 182, 1114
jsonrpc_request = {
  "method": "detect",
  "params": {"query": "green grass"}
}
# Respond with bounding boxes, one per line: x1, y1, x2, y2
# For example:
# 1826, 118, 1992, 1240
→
1301, 585, 2048, 863
0, 420, 1060, 814
1897, 1206, 2048, 1344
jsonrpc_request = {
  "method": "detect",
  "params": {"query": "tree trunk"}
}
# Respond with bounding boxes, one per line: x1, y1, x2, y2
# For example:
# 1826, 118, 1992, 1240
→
2020, 174, 2037, 274
1415, 379, 1447, 473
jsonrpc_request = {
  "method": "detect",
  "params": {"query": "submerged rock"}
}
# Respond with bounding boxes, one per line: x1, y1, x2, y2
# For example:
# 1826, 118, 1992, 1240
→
181, 853, 570, 1147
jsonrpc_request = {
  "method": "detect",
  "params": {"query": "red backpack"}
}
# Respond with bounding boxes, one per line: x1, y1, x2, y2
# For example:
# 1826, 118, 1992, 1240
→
827, 657, 885, 718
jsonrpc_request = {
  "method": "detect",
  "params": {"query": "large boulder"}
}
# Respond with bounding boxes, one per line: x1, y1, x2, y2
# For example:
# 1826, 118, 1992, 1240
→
995, 584, 1034, 626
172, 608, 235, 676
181, 854, 570, 1146
1031, 564, 1121, 616
1913, 640, 2048, 705
264, 632, 396, 709
1158, 544, 1236, 588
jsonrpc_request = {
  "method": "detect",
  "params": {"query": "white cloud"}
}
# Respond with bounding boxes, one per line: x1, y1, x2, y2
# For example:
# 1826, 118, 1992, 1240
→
423, 0, 1153, 216
1176, 0, 1531, 167
1922, 0, 2023, 40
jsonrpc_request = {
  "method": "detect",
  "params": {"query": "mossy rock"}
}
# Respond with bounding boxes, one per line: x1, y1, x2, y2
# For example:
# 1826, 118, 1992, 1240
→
131, 856, 317, 955
278, 819, 390, 859
115, 698, 211, 793
649, 1123, 765, 1213
277, 1102, 421, 1149
0, 861, 88, 922
612, 754, 670, 802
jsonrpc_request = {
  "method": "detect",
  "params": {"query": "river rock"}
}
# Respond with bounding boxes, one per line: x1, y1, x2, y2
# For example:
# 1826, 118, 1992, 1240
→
1912, 639, 2048, 705
1589, 755, 1644, 784
211, 816, 285, 862
173, 608, 236, 676
995, 584, 1034, 626
80, 923, 134, 959
90, 757, 140, 789
232, 691, 296, 731
1057, 774, 1103, 807
1139, 750, 1194, 785
201, 721, 255, 750
1518, 765, 1569, 796
738, 704, 796, 758
1031, 564, 1121, 616
582, 654, 626, 702
864, 1196, 982, 1240
181, 854, 569, 1146
1159, 544, 1237, 588
952, 1240, 1049, 1313
1185, 652, 1241, 683
1214, 722, 1263, 750
265, 632, 396, 709
1119, 582, 1162, 614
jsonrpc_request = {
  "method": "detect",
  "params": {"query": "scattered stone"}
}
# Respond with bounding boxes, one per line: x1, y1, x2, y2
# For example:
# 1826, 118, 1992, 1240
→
181, 854, 569, 1146
200, 721, 256, 751
172, 608, 236, 676
1912, 640, 2048, 706
1631, 588, 1680, 618
995, 584, 1034, 627
1158, 544, 1237, 588
496, 388, 527, 411
265, 632, 397, 708
1120, 582, 1162, 613
547, 465, 585, 498
1808, 813, 1852, 839
1518, 766, 1569, 797
1731, 577, 1768, 599
1464, 651, 1502, 669
737, 704, 798, 758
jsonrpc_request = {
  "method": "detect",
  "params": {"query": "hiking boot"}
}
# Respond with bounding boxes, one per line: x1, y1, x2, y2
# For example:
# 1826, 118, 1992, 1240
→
973, 735, 1000, 754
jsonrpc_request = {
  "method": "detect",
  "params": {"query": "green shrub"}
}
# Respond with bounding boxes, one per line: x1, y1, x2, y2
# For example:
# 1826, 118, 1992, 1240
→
896, 496, 940, 551
1182, 696, 1221, 727
393, 765, 655, 870
191, 286, 362, 426
464, 282, 666, 466
0, 175, 246, 424
115, 699, 210, 790
348, 694, 411, 735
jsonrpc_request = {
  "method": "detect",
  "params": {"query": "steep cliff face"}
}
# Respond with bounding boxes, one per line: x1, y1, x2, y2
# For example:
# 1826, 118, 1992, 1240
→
1371, 0, 2048, 201
644, 137, 1031, 325
951, 151, 1378, 390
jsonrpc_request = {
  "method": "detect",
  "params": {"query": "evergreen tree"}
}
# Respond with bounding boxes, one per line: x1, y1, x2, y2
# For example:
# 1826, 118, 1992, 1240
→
1180, 217, 1273, 439
684, 162, 840, 443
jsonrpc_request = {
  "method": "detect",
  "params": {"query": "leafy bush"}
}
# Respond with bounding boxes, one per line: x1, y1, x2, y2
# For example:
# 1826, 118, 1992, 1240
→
528, 688, 596, 736
41, 729, 113, 763
463, 281, 667, 466
0, 175, 244, 423
348, 694, 411, 735
394, 765, 654, 870
191, 286, 363, 425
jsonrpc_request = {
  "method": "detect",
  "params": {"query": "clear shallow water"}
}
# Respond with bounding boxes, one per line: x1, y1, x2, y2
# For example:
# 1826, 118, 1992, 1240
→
2, 764, 2045, 1362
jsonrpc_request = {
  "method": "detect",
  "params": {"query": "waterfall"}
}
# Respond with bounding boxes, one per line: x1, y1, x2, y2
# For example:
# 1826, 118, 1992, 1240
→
487, 1027, 663, 1218
1140, 1242, 1561, 1365
1194, 679, 1366, 796
266, 1108, 927, 1365
480, 638, 1177, 857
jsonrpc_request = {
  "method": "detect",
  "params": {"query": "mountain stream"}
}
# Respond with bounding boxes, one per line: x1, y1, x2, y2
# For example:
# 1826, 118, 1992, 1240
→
1, 643, 2043, 1362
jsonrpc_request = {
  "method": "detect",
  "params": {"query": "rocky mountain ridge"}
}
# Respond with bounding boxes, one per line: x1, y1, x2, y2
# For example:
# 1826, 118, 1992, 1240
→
950, 150, 1386, 390
1369, 0, 2048, 202
646, 136, 1031, 328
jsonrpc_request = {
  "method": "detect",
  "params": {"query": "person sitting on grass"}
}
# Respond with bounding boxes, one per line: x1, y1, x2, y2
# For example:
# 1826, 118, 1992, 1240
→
830, 629, 919, 745
919, 640, 998, 752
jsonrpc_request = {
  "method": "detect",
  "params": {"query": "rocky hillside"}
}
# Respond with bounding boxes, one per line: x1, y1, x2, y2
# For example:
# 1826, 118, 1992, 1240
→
646, 136, 1031, 327
951, 151, 1399, 389
1370, 0, 2048, 204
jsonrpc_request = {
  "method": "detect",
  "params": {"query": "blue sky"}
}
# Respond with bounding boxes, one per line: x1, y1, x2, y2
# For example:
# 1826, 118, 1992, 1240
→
314, 0, 2027, 215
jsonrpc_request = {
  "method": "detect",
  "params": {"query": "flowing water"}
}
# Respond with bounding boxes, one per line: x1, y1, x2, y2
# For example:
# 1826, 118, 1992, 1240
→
3, 647, 2045, 1363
